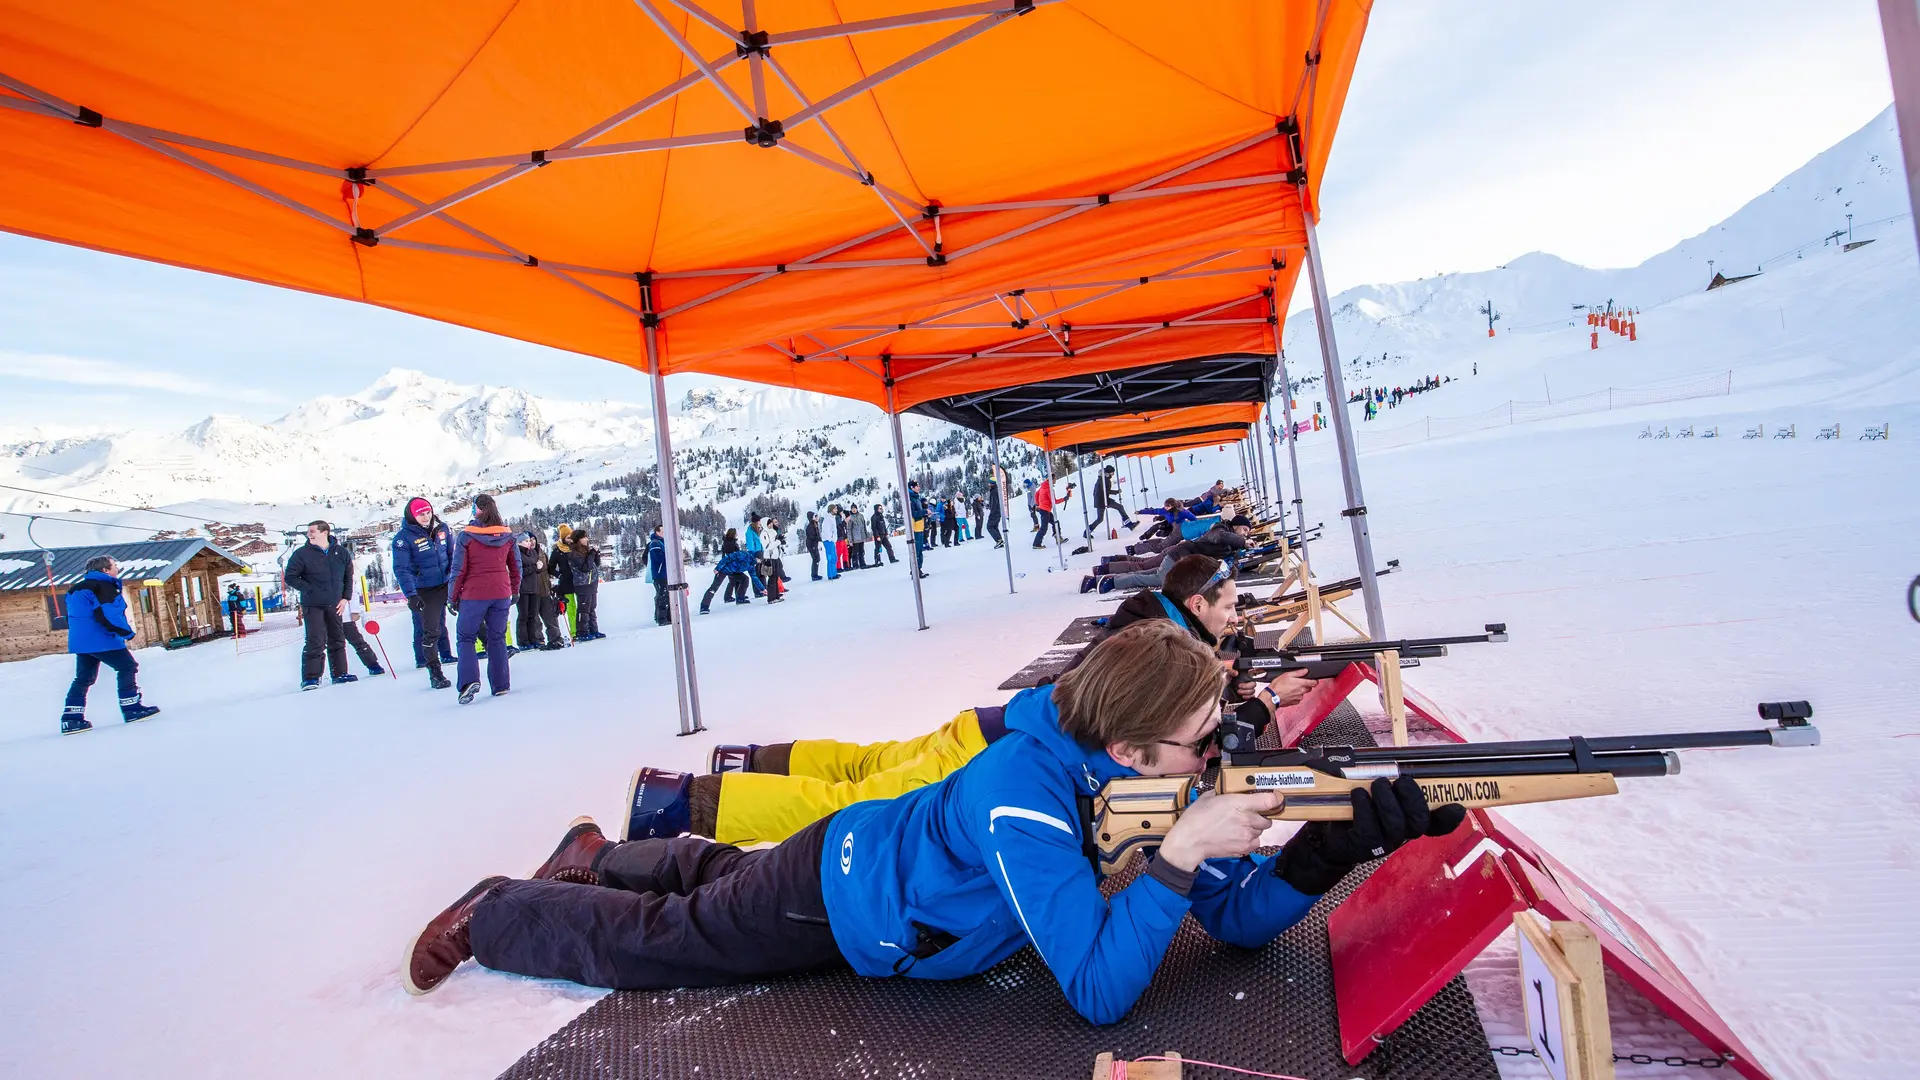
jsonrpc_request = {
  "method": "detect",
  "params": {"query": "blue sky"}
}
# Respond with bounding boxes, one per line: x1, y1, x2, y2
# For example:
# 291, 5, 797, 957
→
0, 0, 1897, 433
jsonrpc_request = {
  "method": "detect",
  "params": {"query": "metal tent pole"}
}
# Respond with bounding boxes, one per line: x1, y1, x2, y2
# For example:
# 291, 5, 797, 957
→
1264, 400, 1289, 535
1269, 299, 1312, 562
990, 420, 1015, 593
640, 282, 704, 736
882, 363, 929, 630
1300, 210, 1387, 640
1251, 420, 1271, 513
1881, 0, 1920, 256
1074, 443, 1092, 541
1045, 439, 1067, 569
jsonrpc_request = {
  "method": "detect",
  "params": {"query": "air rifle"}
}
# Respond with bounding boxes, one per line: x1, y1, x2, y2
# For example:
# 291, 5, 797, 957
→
1086, 701, 1818, 877
1237, 560, 1400, 610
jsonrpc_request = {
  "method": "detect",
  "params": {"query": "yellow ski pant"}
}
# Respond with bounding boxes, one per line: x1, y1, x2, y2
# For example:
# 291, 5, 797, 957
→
713, 710, 988, 845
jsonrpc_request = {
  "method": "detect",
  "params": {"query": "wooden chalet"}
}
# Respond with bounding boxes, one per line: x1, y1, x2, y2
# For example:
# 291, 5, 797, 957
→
0, 538, 249, 662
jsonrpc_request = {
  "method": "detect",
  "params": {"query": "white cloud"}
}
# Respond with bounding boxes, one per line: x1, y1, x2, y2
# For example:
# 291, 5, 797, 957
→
0, 350, 283, 405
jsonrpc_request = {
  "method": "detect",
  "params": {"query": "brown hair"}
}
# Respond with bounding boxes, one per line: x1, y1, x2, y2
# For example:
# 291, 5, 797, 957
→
472, 494, 503, 527
1053, 620, 1224, 763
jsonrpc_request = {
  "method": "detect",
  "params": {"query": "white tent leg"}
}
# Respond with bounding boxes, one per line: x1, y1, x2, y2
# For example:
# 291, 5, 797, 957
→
883, 377, 929, 630
641, 301, 704, 736
1301, 210, 1387, 640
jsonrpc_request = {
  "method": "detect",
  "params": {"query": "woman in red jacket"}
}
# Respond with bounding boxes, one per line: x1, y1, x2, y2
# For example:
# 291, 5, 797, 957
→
449, 494, 522, 704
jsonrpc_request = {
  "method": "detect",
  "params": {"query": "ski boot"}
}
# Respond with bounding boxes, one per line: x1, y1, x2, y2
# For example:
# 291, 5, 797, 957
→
331, 673, 359, 685
620, 767, 692, 840
60, 708, 92, 736
708, 744, 759, 774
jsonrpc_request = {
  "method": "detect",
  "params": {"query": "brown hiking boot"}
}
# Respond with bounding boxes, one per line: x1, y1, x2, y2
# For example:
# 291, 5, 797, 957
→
402, 875, 508, 996
529, 816, 608, 885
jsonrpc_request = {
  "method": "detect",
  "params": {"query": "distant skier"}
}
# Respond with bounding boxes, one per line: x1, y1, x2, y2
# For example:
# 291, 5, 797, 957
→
59, 555, 159, 734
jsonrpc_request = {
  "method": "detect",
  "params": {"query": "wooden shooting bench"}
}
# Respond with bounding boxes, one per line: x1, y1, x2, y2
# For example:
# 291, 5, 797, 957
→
496, 703, 1500, 1080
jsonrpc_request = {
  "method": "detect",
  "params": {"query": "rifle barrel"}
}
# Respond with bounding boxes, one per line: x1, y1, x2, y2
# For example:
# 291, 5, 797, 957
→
1335, 728, 1782, 762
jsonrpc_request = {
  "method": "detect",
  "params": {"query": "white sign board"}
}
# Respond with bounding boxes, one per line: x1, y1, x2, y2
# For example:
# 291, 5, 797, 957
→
1517, 919, 1574, 1080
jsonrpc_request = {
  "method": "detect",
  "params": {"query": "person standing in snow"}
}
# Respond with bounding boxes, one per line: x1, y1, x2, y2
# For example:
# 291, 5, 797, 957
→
699, 529, 754, 612
336, 549, 387, 677
972, 495, 985, 542
58, 555, 159, 734
907, 481, 929, 564
449, 494, 521, 705
516, 532, 563, 650
743, 515, 768, 597
762, 520, 788, 603
647, 526, 670, 626
1084, 464, 1135, 539
566, 527, 604, 641
822, 504, 841, 580
985, 476, 1005, 548
550, 525, 579, 639
286, 520, 357, 691
869, 503, 897, 565
393, 497, 454, 688
846, 502, 870, 569
804, 512, 823, 581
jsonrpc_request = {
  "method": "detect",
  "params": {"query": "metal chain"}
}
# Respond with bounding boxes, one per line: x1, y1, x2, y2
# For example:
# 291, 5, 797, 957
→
1489, 1045, 1730, 1068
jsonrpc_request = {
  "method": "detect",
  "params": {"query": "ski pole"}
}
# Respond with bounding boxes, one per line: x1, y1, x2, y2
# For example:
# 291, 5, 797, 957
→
364, 619, 398, 678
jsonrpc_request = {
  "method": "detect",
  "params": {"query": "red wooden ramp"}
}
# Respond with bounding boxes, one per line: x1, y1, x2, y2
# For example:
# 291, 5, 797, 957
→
1327, 809, 1772, 1078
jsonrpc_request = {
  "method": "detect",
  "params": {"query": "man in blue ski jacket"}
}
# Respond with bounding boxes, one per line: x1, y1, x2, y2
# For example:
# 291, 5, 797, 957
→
59, 555, 160, 734
403, 621, 1464, 1019
646, 526, 670, 626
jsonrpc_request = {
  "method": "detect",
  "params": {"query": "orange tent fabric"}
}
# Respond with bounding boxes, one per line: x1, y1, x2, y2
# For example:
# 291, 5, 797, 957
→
1013, 403, 1263, 450
0, 1, 1368, 408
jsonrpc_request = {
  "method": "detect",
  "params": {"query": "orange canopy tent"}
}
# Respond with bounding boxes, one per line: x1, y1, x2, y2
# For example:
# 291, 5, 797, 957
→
1013, 403, 1263, 451
0, 0, 1384, 735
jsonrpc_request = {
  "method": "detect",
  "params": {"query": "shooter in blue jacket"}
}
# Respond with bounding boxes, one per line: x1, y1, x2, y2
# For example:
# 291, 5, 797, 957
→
59, 555, 160, 734
402, 621, 1465, 1018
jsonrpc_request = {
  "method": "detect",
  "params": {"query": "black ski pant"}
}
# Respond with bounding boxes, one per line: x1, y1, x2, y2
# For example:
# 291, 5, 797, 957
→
516, 592, 550, 647
574, 584, 599, 637
341, 617, 381, 672
412, 585, 451, 673
808, 543, 822, 580
987, 511, 1002, 543
300, 604, 349, 681
1030, 509, 1055, 548
1086, 498, 1134, 536
470, 818, 844, 990
873, 535, 896, 564
652, 580, 670, 625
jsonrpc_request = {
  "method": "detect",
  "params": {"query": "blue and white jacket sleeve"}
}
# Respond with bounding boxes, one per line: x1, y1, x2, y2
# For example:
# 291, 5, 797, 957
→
1186, 853, 1318, 949
392, 534, 418, 596
977, 785, 1192, 1025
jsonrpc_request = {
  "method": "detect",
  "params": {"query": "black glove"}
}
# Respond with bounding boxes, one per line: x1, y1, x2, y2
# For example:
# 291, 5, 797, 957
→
448, 598, 460, 615
407, 594, 423, 612
1271, 777, 1466, 895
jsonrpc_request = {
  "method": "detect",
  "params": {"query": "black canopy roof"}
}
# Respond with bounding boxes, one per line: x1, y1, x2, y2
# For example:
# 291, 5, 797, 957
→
1084, 422, 1253, 456
908, 353, 1275, 435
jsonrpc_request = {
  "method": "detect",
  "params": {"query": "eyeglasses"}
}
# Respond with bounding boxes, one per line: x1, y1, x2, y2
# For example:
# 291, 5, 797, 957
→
1157, 713, 1221, 756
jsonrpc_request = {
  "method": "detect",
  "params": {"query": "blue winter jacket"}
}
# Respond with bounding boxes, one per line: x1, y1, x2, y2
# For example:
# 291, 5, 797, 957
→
646, 536, 667, 583
744, 527, 764, 556
817, 685, 1318, 1025
716, 549, 755, 574
392, 517, 454, 596
1140, 506, 1198, 526
66, 571, 136, 654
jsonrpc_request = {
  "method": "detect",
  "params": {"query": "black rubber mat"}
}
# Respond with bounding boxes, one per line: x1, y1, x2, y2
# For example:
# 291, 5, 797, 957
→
497, 700, 1496, 1080
995, 645, 1086, 690
1053, 615, 1110, 645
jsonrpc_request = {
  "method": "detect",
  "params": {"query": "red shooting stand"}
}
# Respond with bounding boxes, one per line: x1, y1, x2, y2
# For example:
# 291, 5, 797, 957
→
1268, 662, 1468, 747
1327, 809, 1771, 1078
